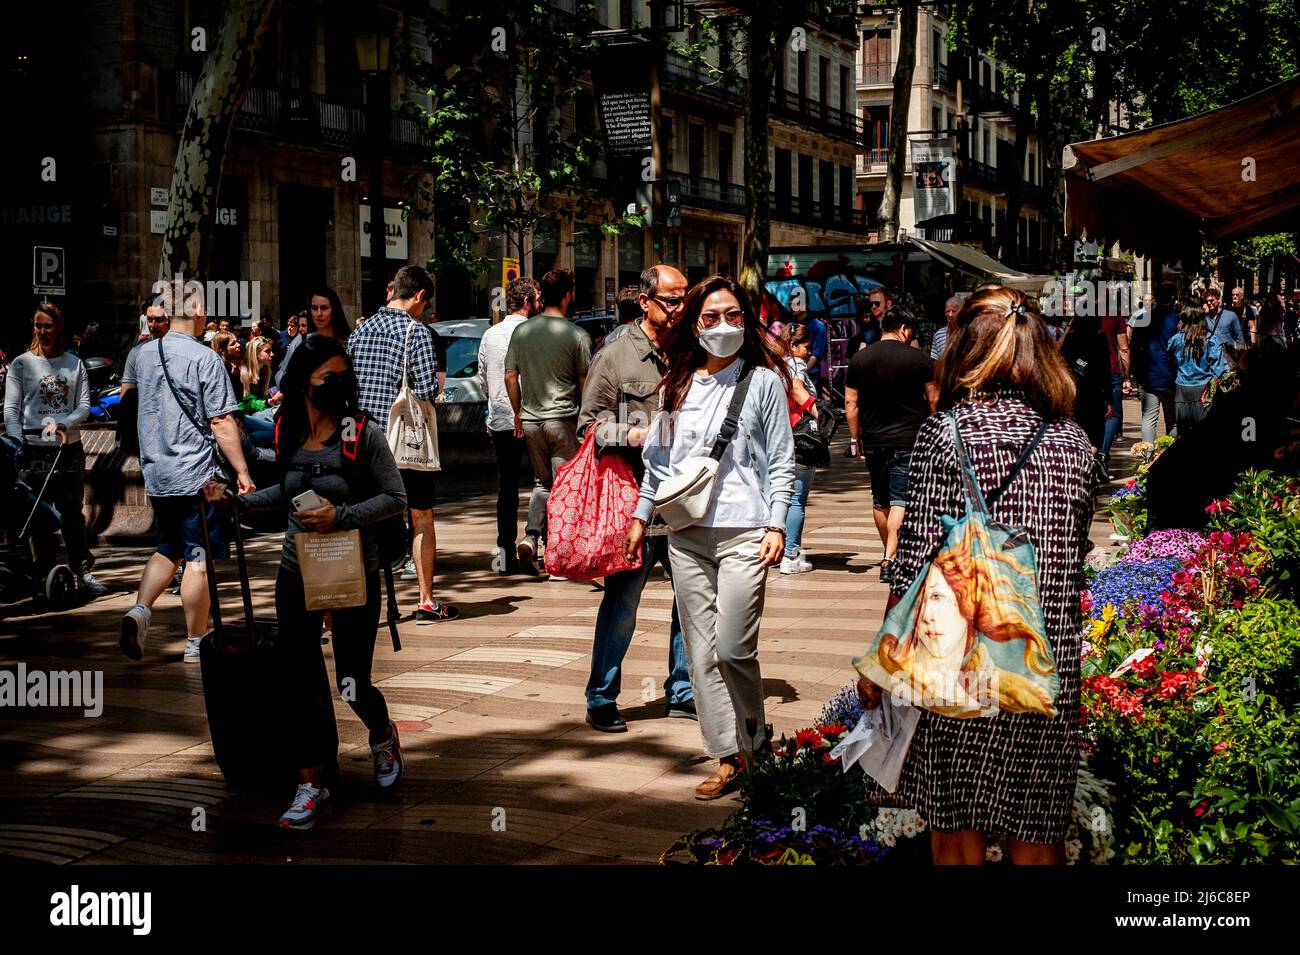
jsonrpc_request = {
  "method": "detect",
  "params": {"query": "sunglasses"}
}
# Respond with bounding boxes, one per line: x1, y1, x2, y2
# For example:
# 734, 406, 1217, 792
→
699, 309, 746, 329
652, 294, 685, 309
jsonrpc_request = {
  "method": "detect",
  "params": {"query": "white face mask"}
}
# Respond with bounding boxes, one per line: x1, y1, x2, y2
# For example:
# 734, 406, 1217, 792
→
698, 322, 745, 358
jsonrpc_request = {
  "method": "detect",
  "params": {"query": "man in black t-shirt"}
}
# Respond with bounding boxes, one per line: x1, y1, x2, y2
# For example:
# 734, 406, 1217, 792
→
844, 308, 937, 582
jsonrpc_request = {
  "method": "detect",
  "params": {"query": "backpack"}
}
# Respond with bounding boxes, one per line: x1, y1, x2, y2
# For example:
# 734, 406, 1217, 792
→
853, 411, 1058, 718
275, 411, 405, 650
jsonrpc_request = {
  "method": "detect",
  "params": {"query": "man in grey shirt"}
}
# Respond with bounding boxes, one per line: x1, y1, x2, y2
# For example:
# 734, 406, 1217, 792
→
119, 286, 254, 663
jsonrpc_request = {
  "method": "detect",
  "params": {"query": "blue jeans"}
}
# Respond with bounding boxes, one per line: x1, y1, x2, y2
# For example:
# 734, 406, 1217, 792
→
585, 534, 693, 710
784, 464, 815, 557
244, 410, 276, 448
1100, 373, 1124, 456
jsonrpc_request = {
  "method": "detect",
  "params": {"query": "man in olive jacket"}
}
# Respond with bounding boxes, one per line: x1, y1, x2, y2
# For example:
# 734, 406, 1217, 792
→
577, 264, 695, 733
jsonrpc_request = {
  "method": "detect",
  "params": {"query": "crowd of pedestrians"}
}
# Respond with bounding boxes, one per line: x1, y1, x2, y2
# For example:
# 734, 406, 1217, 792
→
5, 260, 1295, 855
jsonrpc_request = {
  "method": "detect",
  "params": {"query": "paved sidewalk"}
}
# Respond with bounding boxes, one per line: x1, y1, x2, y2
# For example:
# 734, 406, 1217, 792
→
0, 419, 1136, 865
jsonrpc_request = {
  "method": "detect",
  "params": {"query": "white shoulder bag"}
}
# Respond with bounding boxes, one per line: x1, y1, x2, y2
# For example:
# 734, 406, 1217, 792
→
386, 322, 441, 472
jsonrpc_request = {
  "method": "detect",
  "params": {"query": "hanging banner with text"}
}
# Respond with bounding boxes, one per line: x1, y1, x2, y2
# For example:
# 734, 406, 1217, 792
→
594, 44, 654, 159
910, 137, 956, 223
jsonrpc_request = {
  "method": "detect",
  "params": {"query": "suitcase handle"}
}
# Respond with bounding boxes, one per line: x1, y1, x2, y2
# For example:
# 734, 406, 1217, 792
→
197, 487, 259, 650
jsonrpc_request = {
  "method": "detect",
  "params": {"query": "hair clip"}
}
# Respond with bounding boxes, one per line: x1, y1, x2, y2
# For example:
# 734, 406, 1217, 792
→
1005, 302, 1028, 323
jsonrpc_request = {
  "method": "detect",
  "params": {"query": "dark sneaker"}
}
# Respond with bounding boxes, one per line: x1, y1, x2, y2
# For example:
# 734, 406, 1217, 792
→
415, 600, 460, 623
371, 722, 403, 790
516, 535, 541, 576
585, 703, 627, 733
880, 558, 894, 584
167, 569, 183, 595
666, 699, 698, 720
279, 783, 331, 829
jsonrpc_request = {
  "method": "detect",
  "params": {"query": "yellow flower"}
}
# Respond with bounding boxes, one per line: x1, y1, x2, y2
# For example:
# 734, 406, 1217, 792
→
1089, 604, 1117, 641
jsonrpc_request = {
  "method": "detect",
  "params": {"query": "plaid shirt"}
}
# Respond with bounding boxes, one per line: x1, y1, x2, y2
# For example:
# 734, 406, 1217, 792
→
347, 306, 438, 431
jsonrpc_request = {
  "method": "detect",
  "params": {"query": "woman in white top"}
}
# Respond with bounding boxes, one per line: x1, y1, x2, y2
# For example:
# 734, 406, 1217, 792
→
624, 274, 796, 800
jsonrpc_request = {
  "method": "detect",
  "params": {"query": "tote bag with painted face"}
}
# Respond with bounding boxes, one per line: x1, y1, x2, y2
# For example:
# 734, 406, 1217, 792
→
854, 412, 1059, 719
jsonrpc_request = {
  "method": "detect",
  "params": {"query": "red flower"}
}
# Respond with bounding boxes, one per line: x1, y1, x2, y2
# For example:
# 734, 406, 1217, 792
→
1213, 741, 1229, 753
815, 722, 849, 737
795, 728, 825, 750
1131, 654, 1157, 680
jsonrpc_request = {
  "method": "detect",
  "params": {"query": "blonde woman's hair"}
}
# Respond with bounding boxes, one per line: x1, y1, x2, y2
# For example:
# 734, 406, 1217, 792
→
242, 335, 274, 397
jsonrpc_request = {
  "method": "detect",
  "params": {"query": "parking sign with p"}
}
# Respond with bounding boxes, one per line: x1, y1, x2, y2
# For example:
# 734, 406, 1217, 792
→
33, 246, 65, 295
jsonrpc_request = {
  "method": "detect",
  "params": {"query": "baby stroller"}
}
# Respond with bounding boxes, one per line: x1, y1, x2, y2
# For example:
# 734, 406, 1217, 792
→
0, 436, 78, 609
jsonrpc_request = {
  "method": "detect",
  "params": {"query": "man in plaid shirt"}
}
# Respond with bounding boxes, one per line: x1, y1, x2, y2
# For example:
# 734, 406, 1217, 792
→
349, 264, 459, 622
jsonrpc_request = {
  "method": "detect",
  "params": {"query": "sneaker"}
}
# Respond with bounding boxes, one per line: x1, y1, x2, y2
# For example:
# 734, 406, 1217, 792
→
779, 555, 801, 575
79, 572, 109, 598
371, 722, 404, 789
166, 571, 182, 596
278, 783, 331, 829
415, 600, 460, 623
516, 535, 541, 576
183, 635, 204, 663
400, 559, 419, 580
120, 605, 150, 661
253, 446, 277, 462
795, 555, 813, 572
880, 558, 895, 584
491, 546, 519, 576
585, 703, 627, 733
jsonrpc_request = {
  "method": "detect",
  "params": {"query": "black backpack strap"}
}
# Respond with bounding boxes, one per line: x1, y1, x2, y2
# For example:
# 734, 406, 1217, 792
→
986, 418, 1053, 509
708, 362, 754, 461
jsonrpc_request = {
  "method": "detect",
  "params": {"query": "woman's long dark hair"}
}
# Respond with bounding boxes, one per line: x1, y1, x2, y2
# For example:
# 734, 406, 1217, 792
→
275, 335, 359, 462
658, 274, 790, 414
307, 286, 352, 340
1178, 304, 1208, 362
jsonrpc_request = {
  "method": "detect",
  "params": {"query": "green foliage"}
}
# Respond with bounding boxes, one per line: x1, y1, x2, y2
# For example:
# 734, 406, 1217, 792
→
1208, 470, 1300, 597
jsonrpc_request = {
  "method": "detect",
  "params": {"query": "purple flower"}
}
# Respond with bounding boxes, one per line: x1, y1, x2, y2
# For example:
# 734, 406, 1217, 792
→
1123, 529, 1207, 564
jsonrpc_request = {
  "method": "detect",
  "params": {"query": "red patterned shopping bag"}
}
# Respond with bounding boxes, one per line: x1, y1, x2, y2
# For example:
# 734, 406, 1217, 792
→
545, 430, 643, 580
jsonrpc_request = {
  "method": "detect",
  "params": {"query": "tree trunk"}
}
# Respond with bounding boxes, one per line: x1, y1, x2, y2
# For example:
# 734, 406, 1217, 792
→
158, 0, 280, 283
878, 0, 918, 244
739, 5, 778, 305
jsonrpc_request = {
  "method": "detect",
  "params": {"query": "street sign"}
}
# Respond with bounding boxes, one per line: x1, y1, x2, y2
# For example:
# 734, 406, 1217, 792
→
150, 187, 169, 206
502, 257, 520, 289
32, 245, 65, 295
666, 180, 681, 228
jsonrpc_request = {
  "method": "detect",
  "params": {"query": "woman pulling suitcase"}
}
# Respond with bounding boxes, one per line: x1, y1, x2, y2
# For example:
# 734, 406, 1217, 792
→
240, 335, 407, 829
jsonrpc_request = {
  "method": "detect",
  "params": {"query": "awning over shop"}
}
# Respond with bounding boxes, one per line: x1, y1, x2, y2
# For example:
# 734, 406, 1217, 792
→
908, 237, 1053, 293
1063, 76, 1300, 263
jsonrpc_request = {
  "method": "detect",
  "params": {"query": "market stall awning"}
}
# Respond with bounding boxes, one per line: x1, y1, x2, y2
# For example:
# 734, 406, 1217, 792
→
1064, 76, 1300, 263
908, 237, 1053, 292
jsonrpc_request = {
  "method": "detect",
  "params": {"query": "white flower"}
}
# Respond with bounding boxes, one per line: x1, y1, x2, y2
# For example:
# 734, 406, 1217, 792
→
900, 819, 918, 839
879, 830, 896, 848
985, 844, 1003, 862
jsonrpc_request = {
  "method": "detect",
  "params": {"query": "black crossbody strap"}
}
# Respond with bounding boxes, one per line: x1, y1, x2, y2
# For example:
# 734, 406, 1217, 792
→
709, 362, 754, 461
158, 337, 229, 479
986, 418, 1053, 508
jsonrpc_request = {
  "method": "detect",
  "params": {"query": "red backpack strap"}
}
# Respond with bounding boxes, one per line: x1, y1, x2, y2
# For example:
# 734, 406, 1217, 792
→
342, 411, 368, 463
273, 415, 281, 455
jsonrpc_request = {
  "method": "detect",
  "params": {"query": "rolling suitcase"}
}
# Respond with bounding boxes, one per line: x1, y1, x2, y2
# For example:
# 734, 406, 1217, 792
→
197, 490, 338, 792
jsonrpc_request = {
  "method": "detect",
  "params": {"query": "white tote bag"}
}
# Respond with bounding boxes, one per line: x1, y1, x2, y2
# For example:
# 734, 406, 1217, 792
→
386, 322, 441, 472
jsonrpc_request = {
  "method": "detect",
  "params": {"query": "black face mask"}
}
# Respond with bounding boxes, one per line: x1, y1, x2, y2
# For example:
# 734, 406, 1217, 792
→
310, 371, 358, 420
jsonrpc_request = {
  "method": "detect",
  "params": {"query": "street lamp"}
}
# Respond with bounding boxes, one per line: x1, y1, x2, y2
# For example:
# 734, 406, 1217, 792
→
356, 30, 392, 316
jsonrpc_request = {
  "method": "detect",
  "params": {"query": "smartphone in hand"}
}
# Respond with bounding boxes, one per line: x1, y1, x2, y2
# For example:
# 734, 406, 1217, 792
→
292, 489, 323, 512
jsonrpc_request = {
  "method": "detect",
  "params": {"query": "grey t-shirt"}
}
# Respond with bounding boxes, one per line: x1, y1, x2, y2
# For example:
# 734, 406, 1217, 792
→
122, 332, 239, 497
503, 314, 592, 421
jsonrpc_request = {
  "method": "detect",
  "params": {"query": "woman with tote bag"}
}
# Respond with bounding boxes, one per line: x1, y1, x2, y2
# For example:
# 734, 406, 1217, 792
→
238, 336, 407, 829
623, 275, 795, 800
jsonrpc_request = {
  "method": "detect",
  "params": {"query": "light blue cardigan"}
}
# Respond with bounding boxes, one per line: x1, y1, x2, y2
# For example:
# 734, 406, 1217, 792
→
634, 364, 796, 529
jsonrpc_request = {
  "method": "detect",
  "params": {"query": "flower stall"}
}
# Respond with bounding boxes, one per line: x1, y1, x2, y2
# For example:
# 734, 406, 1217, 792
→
663, 465, 1300, 865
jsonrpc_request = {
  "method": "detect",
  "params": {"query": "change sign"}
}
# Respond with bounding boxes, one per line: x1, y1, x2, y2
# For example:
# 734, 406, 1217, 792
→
33, 245, 65, 295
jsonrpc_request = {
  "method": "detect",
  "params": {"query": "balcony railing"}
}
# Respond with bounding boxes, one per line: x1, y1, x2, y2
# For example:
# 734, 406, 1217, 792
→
770, 88, 865, 145
857, 59, 894, 86
676, 173, 745, 213
662, 51, 745, 108
171, 70, 433, 156
933, 62, 957, 92
771, 193, 871, 232
855, 149, 889, 175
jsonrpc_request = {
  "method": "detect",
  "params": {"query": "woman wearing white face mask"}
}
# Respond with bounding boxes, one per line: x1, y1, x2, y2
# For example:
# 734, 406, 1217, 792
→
624, 275, 796, 799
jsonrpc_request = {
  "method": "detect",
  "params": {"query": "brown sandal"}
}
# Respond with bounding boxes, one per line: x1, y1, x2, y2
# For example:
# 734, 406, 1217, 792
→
694, 761, 740, 800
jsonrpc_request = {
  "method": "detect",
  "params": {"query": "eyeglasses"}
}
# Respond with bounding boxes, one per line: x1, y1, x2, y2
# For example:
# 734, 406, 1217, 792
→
651, 294, 685, 310
699, 309, 746, 329
869, 300, 886, 310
